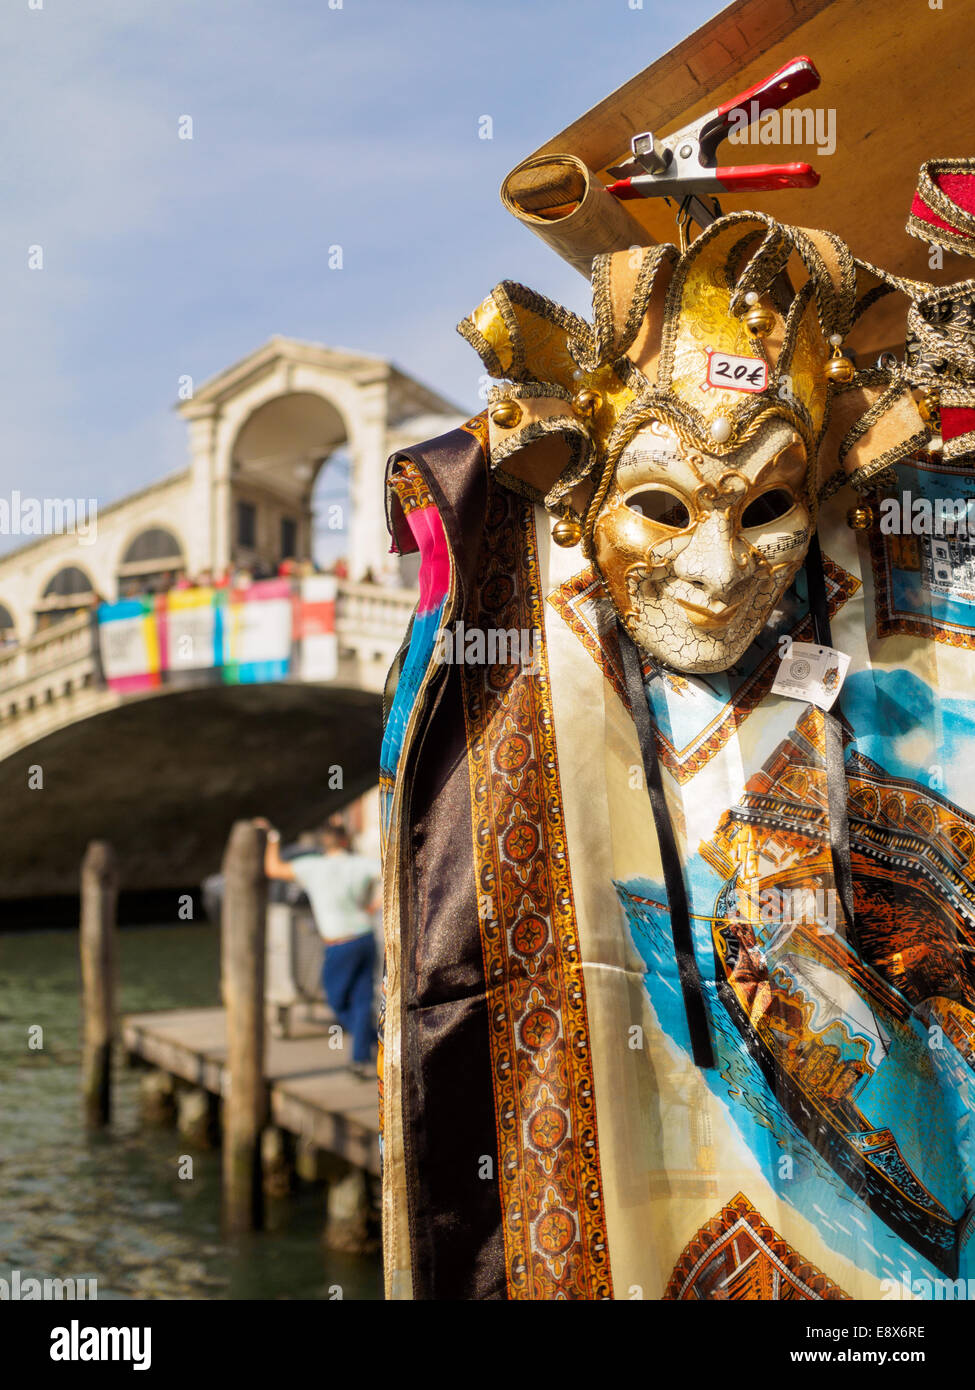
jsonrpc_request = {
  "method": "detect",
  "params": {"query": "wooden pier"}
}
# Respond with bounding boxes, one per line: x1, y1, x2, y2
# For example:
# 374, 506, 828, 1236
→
80, 820, 383, 1249
121, 1005, 379, 1175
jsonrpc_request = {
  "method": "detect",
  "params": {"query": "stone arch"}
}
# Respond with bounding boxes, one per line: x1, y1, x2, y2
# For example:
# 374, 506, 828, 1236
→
116, 524, 186, 597
232, 390, 351, 474
0, 602, 15, 645
204, 359, 392, 582
180, 339, 462, 585
226, 389, 353, 576
36, 563, 97, 631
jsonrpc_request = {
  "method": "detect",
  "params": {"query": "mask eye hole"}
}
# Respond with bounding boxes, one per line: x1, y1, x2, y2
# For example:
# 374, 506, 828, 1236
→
741, 488, 795, 529
625, 488, 690, 529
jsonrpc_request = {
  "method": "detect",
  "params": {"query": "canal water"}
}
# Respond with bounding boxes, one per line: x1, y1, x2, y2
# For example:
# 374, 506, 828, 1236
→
0, 922, 381, 1300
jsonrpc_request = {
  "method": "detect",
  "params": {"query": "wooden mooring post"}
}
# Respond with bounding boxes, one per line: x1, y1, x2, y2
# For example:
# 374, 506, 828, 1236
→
80, 840, 118, 1127
221, 819, 268, 1234
119, 816, 381, 1245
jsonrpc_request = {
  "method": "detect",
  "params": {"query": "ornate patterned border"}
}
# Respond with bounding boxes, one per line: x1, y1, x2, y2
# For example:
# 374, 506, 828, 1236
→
546, 565, 629, 701
547, 558, 859, 784
665, 1192, 851, 1300
460, 484, 612, 1299
906, 158, 975, 256
459, 409, 491, 453
387, 455, 437, 516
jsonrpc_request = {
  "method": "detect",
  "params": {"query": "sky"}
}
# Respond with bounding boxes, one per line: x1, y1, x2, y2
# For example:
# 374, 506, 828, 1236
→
1, 0, 724, 554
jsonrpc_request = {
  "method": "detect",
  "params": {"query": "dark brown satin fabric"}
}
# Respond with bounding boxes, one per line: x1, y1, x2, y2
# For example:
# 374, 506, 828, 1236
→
388, 427, 505, 1299
393, 427, 488, 619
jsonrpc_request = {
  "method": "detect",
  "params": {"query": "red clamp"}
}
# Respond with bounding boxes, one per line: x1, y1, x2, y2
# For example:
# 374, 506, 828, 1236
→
606, 56, 822, 210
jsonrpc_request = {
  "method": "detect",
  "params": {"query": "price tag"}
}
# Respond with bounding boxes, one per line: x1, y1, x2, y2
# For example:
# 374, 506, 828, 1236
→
771, 641, 850, 711
705, 348, 768, 393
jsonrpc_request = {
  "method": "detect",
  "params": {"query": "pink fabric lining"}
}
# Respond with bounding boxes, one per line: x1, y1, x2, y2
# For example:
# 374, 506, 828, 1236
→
406, 504, 450, 613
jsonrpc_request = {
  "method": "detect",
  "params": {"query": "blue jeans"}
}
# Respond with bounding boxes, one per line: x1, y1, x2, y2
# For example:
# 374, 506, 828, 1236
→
322, 932, 376, 1064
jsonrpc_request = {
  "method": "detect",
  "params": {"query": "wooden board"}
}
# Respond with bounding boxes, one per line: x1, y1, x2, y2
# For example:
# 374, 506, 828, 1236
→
122, 1006, 380, 1176
517, 0, 973, 355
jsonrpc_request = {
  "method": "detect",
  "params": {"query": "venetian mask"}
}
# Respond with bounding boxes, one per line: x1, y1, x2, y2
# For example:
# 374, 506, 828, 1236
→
459, 212, 931, 675
593, 416, 811, 672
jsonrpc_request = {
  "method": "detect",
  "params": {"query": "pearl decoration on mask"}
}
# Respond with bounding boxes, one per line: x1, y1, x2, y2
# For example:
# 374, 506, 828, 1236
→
709, 415, 733, 444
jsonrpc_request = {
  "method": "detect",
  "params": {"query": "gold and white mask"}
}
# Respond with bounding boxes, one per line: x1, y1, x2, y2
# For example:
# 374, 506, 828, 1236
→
459, 212, 931, 674
594, 415, 810, 672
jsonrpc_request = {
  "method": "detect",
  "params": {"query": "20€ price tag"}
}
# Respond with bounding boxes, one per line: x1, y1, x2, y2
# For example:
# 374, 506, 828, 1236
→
706, 349, 768, 393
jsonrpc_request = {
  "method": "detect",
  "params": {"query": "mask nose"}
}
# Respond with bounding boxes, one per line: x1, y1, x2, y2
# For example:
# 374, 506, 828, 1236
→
669, 511, 753, 597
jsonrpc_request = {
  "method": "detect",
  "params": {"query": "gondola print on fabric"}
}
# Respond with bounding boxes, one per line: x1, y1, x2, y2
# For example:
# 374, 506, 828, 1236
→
619, 700, 975, 1281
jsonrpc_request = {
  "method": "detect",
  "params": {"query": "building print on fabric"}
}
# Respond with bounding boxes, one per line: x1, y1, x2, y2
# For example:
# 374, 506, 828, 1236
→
926, 536, 975, 604
876, 481, 975, 603
664, 1192, 851, 1301
619, 703, 975, 1282
869, 456, 975, 645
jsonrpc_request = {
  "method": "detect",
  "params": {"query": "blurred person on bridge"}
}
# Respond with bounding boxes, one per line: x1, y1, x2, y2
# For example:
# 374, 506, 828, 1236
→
256, 816, 381, 1080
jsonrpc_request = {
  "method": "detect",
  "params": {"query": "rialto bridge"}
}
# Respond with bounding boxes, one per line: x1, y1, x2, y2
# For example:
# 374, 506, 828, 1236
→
0, 337, 463, 902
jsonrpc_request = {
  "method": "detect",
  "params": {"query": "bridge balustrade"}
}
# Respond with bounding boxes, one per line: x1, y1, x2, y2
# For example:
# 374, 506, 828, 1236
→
0, 581, 418, 757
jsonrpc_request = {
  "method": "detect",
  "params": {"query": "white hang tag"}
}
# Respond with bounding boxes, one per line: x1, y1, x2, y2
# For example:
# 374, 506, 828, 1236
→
771, 641, 851, 712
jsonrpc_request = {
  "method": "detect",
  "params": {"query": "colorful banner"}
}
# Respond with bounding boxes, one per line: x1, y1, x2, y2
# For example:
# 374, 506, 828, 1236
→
220, 578, 293, 684
297, 574, 337, 681
97, 596, 161, 693
97, 577, 345, 690
162, 586, 220, 685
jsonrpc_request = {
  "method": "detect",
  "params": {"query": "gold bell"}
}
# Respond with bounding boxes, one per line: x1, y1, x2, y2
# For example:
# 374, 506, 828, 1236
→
825, 334, 856, 385
847, 504, 873, 531
571, 388, 602, 419
742, 292, 774, 338
490, 400, 522, 429
551, 508, 582, 547
917, 390, 943, 453
918, 389, 940, 424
